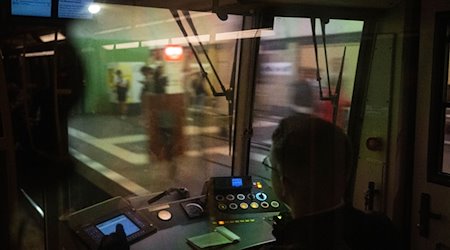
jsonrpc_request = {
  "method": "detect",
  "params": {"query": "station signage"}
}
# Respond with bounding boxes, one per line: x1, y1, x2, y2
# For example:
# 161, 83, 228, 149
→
164, 45, 184, 61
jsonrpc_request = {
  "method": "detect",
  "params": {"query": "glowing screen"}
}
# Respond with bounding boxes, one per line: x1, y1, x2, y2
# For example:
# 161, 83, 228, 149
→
11, 0, 52, 17
96, 214, 140, 237
231, 178, 243, 188
58, 0, 93, 19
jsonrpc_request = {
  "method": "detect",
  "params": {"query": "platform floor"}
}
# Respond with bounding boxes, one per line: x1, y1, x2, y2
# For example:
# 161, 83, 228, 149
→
67, 107, 279, 201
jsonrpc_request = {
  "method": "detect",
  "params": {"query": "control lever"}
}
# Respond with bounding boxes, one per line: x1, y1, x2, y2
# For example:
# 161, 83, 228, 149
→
364, 181, 378, 211
418, 193, 441, 238
147, 187, 190, 205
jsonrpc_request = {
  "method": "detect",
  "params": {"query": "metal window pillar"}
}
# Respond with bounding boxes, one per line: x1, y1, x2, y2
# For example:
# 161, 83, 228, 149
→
231, 13, 262, 176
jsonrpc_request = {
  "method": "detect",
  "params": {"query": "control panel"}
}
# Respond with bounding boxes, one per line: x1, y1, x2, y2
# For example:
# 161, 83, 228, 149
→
67, 197, 156, 250
77, 210, 156, 249
207, 176, 288, 222
66, 178, 285, 249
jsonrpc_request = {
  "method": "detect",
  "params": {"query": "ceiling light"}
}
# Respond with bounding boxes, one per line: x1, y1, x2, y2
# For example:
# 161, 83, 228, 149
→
115, 42, 139, 49
23, 50, 55, 58
88, 3, 101, 14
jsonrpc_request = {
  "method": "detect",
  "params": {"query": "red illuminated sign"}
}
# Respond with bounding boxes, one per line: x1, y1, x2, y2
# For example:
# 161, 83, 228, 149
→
164, 45, 184, 61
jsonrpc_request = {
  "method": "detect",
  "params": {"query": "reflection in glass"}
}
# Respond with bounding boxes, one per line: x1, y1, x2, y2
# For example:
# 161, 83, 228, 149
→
67, 4, 245, 203
249, 17, 364, 181
447, 46, 450, 102
443, 108, 450, 174
443, 44, 450, 174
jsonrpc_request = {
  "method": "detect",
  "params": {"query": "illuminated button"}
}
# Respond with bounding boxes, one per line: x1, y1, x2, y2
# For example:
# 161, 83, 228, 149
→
261, 201, 270, 208
255, 192, 268, 201
247, 193, 255, 200
226, 194, 235, 201
250, 202, 259, 209
236, 194, 245, 200
215, 195, 225, 201
270, 201, 280, 208
157, 210, 172, 221
218, 203, 227, 211
218, 221, 225, 225
229, 203, 238, 210
239, 202, 249, 209
256, 182, 263, 189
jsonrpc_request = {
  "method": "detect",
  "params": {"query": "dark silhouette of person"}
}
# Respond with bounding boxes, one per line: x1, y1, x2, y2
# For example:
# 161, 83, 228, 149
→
265, 114, 402, 250
190, 71, 206, 107
152, 65, 167, 94
114, 70, 129, 119
289, 68, 315, 115
139, 66, 155, 98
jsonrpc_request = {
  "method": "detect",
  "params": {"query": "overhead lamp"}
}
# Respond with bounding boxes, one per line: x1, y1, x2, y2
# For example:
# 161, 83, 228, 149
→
23, 50, 55, 58
88, 3, 101, 14
115, 42, 139, 49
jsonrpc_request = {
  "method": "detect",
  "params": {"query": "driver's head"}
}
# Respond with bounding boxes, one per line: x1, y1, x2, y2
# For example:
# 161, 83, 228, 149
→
270, 114, 352, 217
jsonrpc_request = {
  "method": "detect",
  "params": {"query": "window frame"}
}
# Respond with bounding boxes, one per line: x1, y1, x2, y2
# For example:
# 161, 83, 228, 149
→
427, 11, 450, 186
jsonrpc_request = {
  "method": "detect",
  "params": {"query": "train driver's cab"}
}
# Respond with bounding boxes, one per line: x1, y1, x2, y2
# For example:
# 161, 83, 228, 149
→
1, 1, 374, 249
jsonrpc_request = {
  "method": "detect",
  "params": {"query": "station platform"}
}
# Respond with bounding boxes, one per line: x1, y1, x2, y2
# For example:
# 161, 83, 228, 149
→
67, 107, 278, 201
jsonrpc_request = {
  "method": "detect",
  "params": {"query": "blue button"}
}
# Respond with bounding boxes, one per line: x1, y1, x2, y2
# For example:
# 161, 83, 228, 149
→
255, 192, 267, 201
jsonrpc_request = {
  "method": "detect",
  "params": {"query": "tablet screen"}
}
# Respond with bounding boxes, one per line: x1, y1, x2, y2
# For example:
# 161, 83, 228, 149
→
11, 0, 52, 17
58, 0, 93, 19
96, 214, 140, 237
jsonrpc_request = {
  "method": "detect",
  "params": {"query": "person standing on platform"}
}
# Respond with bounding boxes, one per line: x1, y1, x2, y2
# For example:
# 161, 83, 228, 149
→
153, 65, 167, 94
190, 71, 207, 108
139, 66, 155, 98
114, 69, 129, 119
289, 68, 316, 116
139, 66, 155, 126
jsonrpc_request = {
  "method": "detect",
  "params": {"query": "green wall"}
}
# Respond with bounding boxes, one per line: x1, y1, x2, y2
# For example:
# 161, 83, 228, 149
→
75, 39, 148, 114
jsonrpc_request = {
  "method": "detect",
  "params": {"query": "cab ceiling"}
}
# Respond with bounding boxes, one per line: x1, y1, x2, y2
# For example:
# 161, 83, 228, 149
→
0, 0, 399, 51
105, 0, 401, 13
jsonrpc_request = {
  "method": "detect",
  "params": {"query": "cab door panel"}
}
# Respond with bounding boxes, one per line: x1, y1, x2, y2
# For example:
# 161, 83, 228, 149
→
413, 0, 450, 249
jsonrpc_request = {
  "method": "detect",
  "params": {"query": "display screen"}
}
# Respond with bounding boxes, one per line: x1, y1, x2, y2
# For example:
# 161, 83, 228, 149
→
58, 0, 93, 19
231, 178, 243, 188
11, 0, 52, 17
213, 176, 252, 191
96, 214, 140, 237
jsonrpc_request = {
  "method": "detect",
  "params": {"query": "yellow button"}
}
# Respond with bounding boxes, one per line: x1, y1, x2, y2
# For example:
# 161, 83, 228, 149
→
250, 202, 259, 209
240, 202, 249, 209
